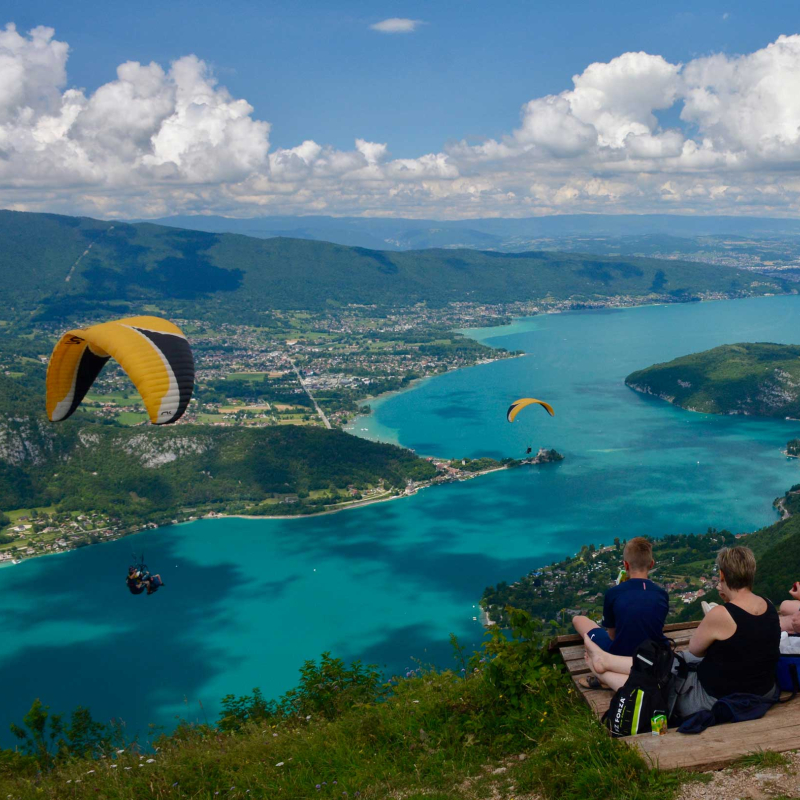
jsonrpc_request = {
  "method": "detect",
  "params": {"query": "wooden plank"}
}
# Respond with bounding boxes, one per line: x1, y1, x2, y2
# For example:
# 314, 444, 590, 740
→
583, 689, 612, 716
559, 633, 693, 666
629, 697, 800, 771
548, 620, 700, 651
565, 658, 590, 675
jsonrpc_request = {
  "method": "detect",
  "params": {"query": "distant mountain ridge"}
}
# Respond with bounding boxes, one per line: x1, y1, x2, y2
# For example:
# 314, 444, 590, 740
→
0, 209, 791, 325
141, 213, 800, 251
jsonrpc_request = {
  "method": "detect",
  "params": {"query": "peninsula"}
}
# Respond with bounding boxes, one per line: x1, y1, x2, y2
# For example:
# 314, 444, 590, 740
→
625, 342, 800, 417
0, 366, 564, 564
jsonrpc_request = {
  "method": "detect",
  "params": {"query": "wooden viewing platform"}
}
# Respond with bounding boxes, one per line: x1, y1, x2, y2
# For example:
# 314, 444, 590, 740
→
552, 621, 800, 771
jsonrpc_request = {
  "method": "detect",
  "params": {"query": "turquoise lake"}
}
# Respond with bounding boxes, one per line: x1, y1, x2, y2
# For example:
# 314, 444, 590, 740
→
3, 294, 800, 742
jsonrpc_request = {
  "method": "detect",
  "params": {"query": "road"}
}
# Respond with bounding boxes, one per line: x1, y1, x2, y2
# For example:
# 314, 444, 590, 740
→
286, 356, 332, 429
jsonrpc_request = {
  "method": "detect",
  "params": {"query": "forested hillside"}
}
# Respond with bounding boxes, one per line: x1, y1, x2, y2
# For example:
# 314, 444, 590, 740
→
0, 372, 435, 522
0, 210, 790, 325
626, 343, 800, 417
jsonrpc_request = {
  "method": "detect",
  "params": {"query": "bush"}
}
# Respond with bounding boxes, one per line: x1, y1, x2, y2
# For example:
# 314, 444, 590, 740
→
9, 699, 126, 770
219, 654, 384, 732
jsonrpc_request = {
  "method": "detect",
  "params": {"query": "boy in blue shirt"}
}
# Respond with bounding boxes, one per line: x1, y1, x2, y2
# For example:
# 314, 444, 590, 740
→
572, 537, 669, 660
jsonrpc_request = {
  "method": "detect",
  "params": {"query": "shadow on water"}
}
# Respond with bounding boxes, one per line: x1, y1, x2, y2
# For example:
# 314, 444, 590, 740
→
344, 624, 483, 677
0, 533, 253, 745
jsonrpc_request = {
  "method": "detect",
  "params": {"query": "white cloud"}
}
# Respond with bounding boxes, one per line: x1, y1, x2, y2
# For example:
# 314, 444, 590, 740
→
4, 22, 800, 219
369, 18, 423, 34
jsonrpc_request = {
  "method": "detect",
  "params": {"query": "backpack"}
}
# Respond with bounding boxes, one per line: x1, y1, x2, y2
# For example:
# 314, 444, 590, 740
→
602, 638, 674, 737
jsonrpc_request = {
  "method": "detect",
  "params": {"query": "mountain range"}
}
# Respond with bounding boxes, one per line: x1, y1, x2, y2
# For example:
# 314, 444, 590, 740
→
141, 213, 800, 252
0, 210, 790, 325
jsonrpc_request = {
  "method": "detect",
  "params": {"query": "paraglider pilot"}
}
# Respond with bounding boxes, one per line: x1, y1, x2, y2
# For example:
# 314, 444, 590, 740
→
126, 565, 164, 596
126, 566, 146, 595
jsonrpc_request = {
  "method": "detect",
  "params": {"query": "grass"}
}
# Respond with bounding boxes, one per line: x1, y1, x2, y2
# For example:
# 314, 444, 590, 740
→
733, 750, 792, 769
195, 413, 228, 424
225, 372, 267, 383
0, 611, 689, 800
85, 392, 138, 405
4, 506, 58, 523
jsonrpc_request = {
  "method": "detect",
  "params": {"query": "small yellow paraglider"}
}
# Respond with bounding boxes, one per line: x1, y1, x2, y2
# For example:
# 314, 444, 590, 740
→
46, 316, 195, 425
506, 397, 555, 423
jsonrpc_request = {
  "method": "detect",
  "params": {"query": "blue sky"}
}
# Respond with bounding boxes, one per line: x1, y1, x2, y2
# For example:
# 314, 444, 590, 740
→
2, 2, 800, 218
5, 0, 799, 157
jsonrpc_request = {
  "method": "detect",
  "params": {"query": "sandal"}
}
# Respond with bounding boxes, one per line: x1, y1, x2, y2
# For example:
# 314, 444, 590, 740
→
577, 675, 608, 690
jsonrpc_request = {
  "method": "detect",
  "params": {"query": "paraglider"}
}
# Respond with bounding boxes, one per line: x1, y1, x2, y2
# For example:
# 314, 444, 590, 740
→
46, 316, 194, 425
507, 397, 555, 457
126, 553, 164, 596
506, 397, 555, 422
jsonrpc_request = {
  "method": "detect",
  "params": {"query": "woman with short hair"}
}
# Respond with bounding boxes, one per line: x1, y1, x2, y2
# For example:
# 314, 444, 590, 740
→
584, 546, 780, 719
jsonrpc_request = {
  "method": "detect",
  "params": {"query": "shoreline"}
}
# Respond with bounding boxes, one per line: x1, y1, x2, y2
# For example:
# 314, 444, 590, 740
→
207, 458, 548, 523
347, 351, 527, 439
1, 456, 559, 567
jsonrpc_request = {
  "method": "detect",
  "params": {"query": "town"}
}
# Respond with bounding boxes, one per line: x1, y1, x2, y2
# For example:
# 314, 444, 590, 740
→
481, 527, 741, 630
13, 293, 758, 432
0, 508, 157, 564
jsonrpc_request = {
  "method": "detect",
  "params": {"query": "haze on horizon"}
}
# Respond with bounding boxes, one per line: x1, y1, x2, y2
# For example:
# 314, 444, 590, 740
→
2, 0, 800, 221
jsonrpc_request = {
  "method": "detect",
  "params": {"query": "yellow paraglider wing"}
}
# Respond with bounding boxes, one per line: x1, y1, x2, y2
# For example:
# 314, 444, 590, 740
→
46, 316, 195, 425
506, 397, 555, 423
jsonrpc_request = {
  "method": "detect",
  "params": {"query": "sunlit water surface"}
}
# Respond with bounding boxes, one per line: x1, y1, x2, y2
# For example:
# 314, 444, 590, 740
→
3, 295, 800, 741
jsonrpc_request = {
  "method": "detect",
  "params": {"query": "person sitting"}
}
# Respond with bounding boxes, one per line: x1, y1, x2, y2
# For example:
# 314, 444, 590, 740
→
126, 566, 146, 595
145, 573, 164, 595
779, 582, 800, 633
583, 546, 780, 720
572, 537, 669, 663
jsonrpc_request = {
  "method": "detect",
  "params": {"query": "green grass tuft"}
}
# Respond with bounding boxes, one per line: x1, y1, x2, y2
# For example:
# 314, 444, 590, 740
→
733, 749, 792, 769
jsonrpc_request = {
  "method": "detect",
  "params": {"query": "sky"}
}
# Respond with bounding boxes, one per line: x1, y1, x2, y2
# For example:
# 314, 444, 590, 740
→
2, 0, 800, 219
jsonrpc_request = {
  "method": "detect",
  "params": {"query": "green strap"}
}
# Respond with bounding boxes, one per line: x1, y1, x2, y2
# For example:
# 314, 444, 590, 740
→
631, 689, 644, 734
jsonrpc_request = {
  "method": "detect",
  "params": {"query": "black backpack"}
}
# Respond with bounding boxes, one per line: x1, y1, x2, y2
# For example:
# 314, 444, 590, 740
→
602, 638, 674, 737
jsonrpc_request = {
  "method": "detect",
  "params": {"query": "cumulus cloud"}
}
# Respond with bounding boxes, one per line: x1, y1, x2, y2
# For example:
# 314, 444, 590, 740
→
4, 22, 800, 218
369, 18, 423, 34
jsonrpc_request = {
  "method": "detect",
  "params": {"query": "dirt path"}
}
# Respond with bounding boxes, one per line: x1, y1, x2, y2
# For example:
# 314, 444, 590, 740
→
65, 226, 114, 282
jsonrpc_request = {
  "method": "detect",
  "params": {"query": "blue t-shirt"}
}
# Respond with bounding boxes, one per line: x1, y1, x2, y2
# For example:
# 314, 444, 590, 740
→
601, 578, 669, 656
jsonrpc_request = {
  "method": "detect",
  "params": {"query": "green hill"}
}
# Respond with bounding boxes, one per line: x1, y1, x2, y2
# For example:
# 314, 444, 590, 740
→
625, 343, 800, 417
0, 372, 434, 522
0, 210, 790, 325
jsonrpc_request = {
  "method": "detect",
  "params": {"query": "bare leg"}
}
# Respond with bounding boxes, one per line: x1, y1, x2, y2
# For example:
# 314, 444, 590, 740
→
572, 615, 601, 637
583, 634, 632, 692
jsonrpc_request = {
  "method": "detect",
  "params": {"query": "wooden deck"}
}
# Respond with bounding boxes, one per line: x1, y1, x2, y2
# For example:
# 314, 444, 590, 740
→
553, 621, 800, 771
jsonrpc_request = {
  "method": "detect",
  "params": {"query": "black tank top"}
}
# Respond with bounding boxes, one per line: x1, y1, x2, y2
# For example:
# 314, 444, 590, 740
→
697, 599, 780, 699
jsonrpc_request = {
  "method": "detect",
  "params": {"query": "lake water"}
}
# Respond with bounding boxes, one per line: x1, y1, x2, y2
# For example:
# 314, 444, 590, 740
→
3, 295, 800, 743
